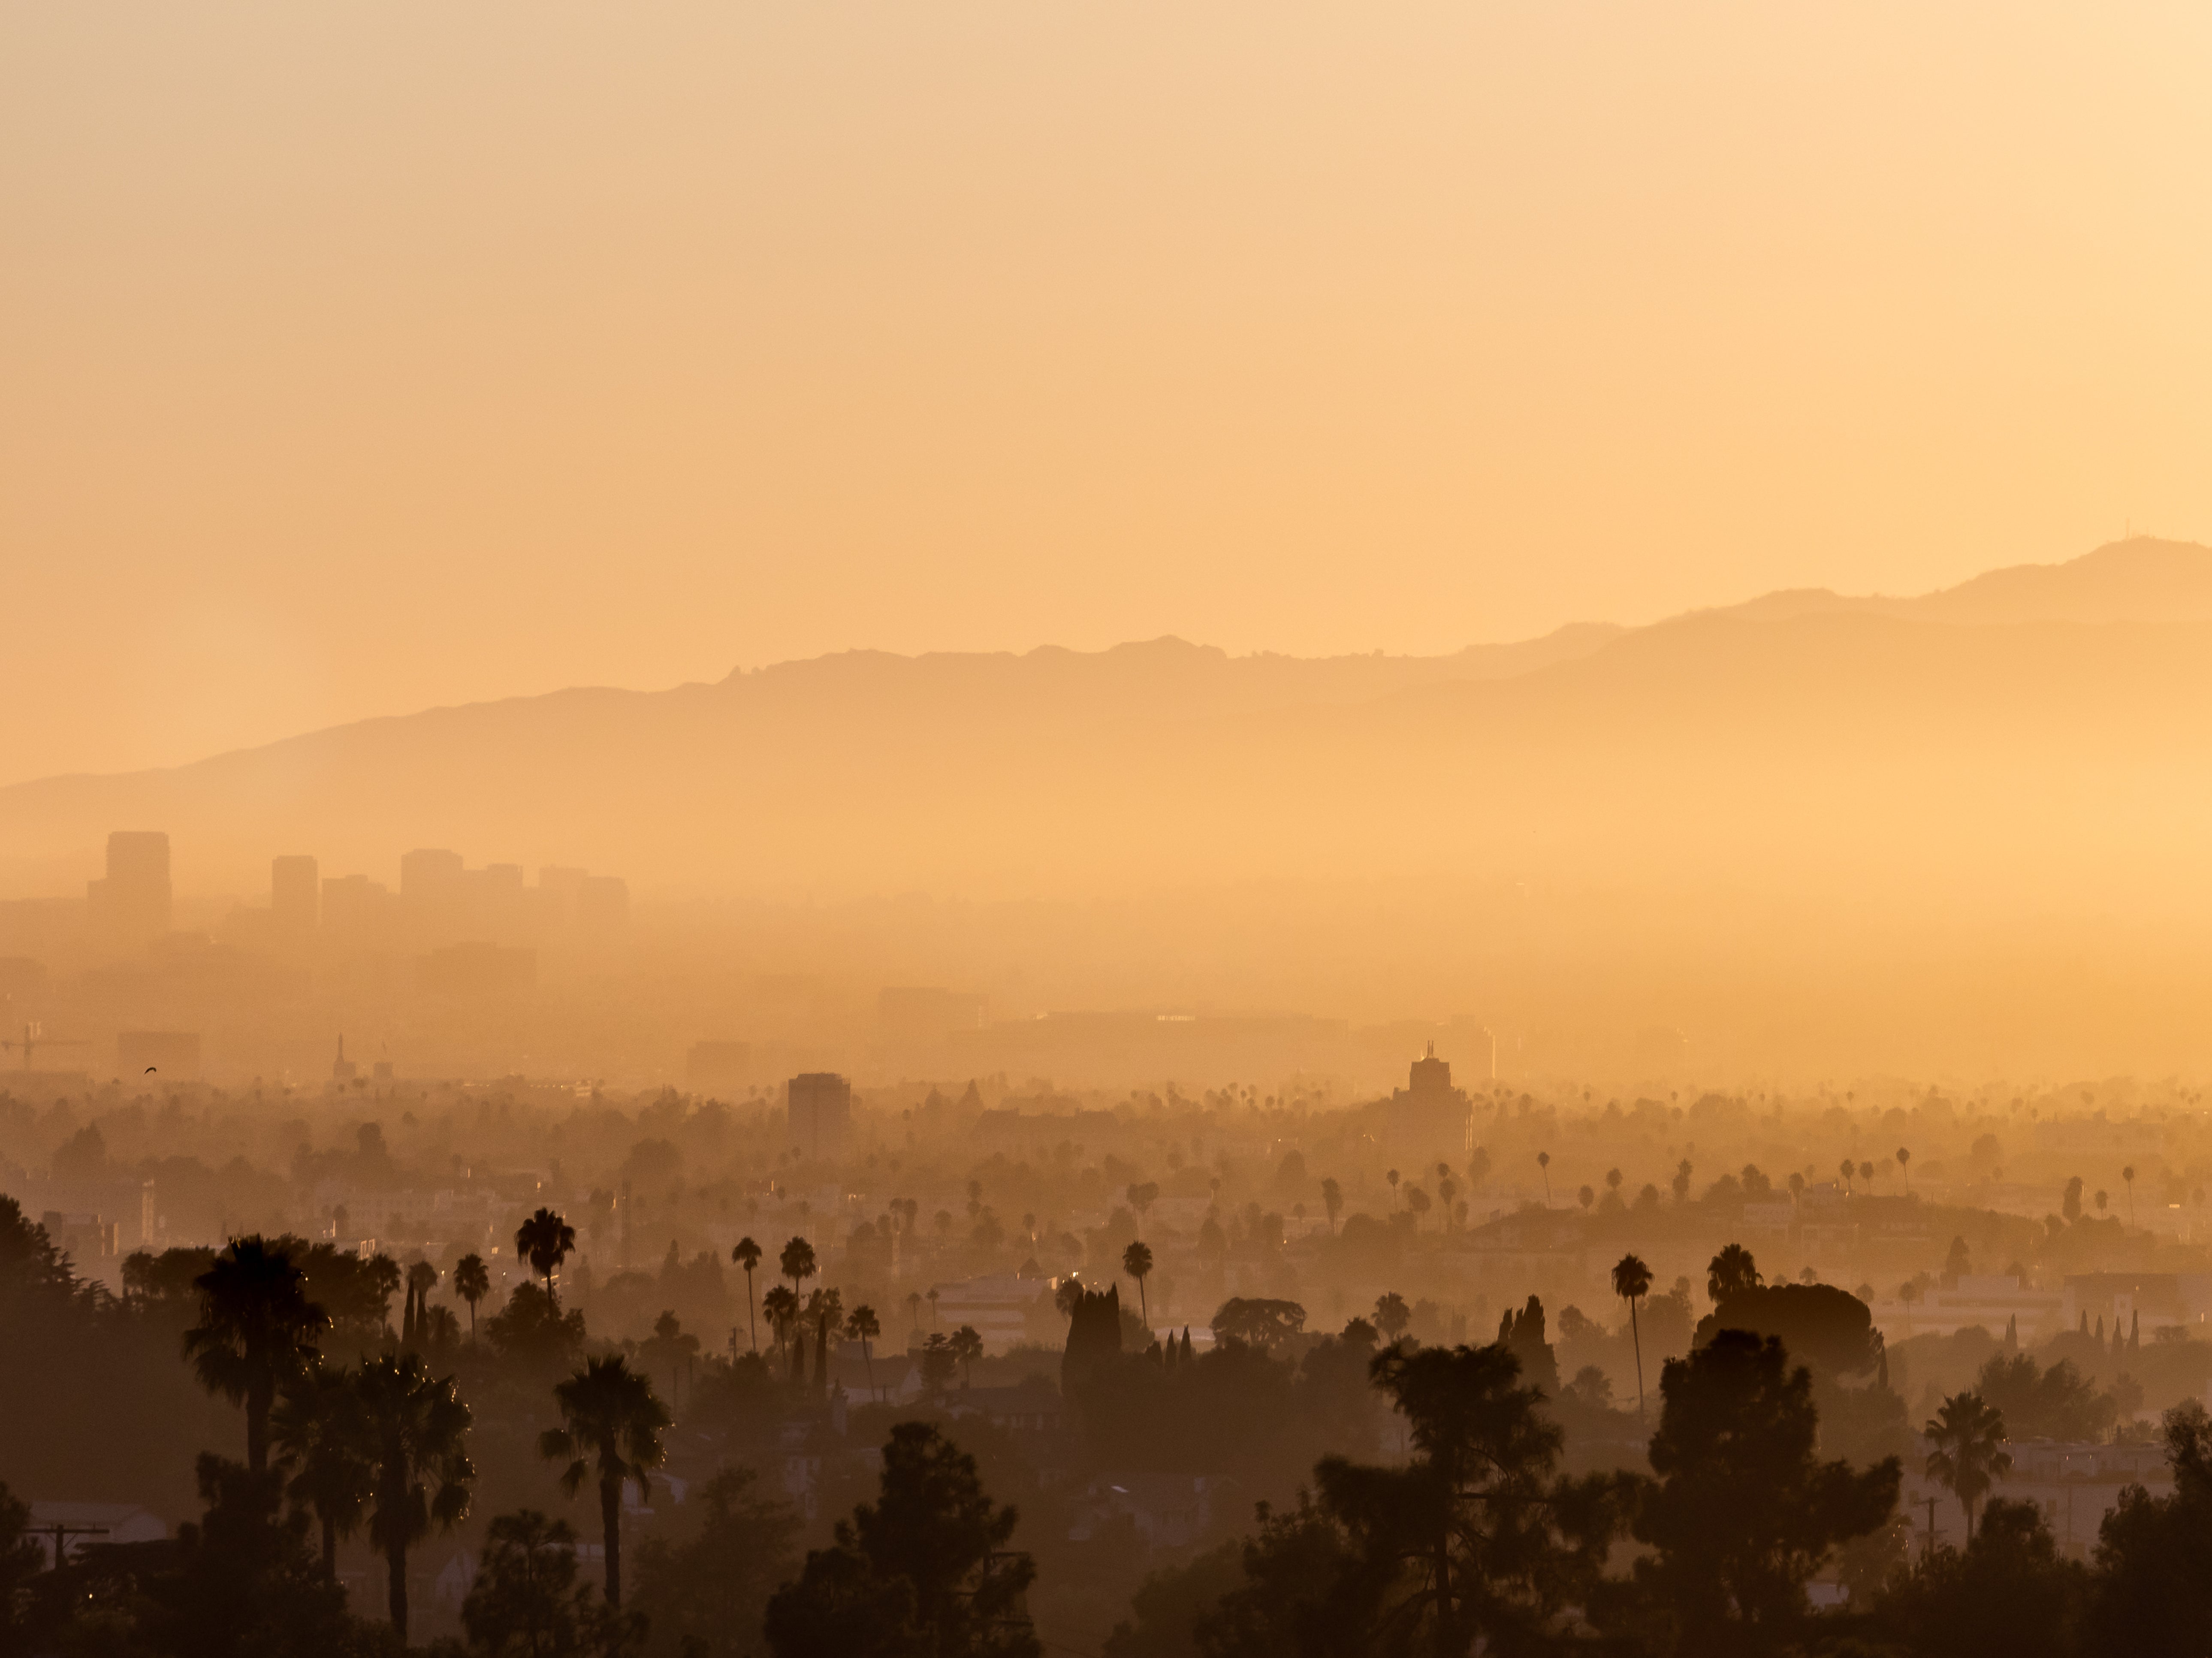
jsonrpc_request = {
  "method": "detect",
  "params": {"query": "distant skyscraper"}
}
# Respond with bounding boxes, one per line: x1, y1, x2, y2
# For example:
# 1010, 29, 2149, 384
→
787, 1072, 853, 1161
1384, 1041, 1475, 1154
272, 855, 319, 940
399, 848, 465, 901
86, 831, 171, 947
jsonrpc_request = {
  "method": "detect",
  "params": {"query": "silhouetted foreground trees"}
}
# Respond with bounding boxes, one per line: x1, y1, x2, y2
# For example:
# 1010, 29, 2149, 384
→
764, 1422, 1038, 1658
21, 1200, 2212, 1658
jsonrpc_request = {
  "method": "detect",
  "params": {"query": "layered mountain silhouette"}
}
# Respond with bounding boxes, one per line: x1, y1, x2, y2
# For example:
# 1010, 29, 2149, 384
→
7, 538, 2212, 919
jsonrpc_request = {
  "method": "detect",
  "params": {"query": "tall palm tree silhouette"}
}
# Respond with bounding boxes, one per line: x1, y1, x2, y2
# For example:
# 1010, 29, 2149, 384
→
403, 1259, 438, 1347
540, 1354, 669, 1609
847, 1305, 882, 1401
732, 1236, 762, 1350
1706, 1243, 1762, 1304
807, 1287, 843, 1395
762, 1282, 799, 1352
779, 1235, 816, 1299
1611, 1253, 1653, 1423
356, 1350, 474, 1643
184, 1236, 329, 1474
515, 1209, 576, 1304
272, 1360, 375, 1575
949, 1324, 984, 1388
452, 1253, 490, 1338
1123, 1240, 1154, 1328
1925, 1390, 2012, 1539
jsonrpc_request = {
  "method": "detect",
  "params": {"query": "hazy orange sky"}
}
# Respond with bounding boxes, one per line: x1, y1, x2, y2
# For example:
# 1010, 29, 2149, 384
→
5, 3, 2211, 786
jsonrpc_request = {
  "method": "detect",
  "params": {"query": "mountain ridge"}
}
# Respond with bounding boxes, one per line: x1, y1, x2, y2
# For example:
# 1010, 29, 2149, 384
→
6, 537, 2212, 904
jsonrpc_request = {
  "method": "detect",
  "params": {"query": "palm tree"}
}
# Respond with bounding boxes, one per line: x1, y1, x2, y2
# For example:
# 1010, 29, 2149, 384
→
515, 1208, 576, 1304
1123, 1240, 1154, 1328
540, 1354, 670, 1609
847, 1305, 882, 1401
731, 1236, 762, 1350
779, 1235, 816, 1299
1839, 1157, 1855, 1196
1536, 1151, 1552, 1206
1387, 1168, 1401, 1208
927, 1286, 940, 1329
2122, 1165, 2137, 1226
1611, 1253, 1653, 1423
1320, 1177, 1343, 1235
1925, 1390, 2012, 1539
453, 1253, 490, 1338
404, 1259, 438, 1348
1373, 1291, 1411, 1344
356, 1350, 474, 1643
906, 1289, 923, 1333
1706, 1242, 1762, 1304
762, 1285, 800, 1373
949, 1324, 984, 1388
1896, 1146, 1912, 1196
184, 1236, 329, 1473
808, 1287, 844, 1395
271, 1360, 375, 1576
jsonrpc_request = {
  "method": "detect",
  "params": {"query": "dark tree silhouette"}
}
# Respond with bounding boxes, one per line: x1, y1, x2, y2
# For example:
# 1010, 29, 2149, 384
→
540, 1353, 670, 1609
1211, 1297, 1307, 1353
763, 1284, 801, 1376
848, 1304, 882, 1402
184, 1236, 330, 1474
1306, 1341, 1620, 1656
1690, 1281, 1881, 1380
462, 1509, 630, 1658
1706, 1244, 1762, 1304
1879, 1495, 2084, 1658
948, 1324, 984, 1388
515, 1209, 576, 1304
356, 1349, 474, 1644
453, 1252, 491, 1337
1123, 1239, 1154, 1326
633, 1467, 799, 1658
270, 1360, 375, 1576
1320, 1177, 1343, 1235
1373, 1291, 1412, 1344
764, 1422, 1037, 1658
779, 1235, 817, 1298
809, 1288, 845, 1395
1612, 1253, 1654, 1422
733, 1235, 763, 1350
2091, 1400, 2212, 1651
1630, 1329, 1899, 1655
1925, 1390, 2012, 1539
402, 1259, 438, 1348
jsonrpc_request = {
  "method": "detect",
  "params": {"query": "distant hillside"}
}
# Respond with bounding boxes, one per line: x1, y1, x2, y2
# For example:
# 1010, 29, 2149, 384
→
5, 538, 2212, 921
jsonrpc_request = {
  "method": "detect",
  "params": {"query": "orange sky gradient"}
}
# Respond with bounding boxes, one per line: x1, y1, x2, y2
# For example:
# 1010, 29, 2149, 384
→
6, 2, 2212, 785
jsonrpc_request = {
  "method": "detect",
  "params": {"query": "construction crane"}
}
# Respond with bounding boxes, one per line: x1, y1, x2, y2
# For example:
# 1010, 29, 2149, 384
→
0, 1022, 88, 1072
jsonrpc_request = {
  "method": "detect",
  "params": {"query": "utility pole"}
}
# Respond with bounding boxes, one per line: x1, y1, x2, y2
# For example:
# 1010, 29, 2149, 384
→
46, 1521, 109, 1570
1923, 1496, 1938, 1563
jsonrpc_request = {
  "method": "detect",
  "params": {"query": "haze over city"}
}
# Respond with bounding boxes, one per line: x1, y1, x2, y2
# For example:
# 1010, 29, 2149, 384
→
7, 6, 2212, 1658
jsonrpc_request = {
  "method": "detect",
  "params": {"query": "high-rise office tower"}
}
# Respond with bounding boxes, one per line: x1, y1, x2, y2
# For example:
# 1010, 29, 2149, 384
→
87, 831, 171, 947
787, 1072, 853, 1161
